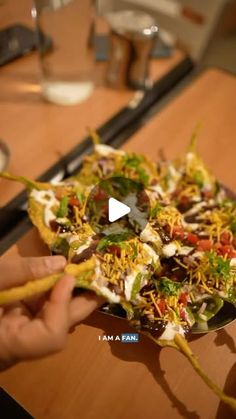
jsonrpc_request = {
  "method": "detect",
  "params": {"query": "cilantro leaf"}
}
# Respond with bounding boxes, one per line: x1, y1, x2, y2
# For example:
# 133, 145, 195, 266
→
123, 154, 149, 185
123, 154, 143, 168
150, 203, 163, 218
154, 277, 182, 296
96, 232, 133, 251
206, 252, 231, 280
136, 167, 149, 186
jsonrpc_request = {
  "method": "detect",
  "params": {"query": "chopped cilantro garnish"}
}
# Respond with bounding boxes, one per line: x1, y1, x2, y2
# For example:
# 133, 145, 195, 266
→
96, 232, 133, 251
136, 167, 149, 186
123, 154, 149, 186
154, 277, 182, 296
150, 203, 163, 218
123, 154, 143, 168
131, 243, 138, 260
206, 252, 231, 280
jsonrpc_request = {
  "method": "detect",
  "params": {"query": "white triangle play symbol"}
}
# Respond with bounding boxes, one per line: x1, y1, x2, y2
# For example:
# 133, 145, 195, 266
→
108, 197, 131, 223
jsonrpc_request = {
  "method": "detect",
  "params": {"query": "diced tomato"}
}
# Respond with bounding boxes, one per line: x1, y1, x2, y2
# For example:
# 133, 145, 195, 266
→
218, 244, 236, 258
172, 225, 185, 240
180, 195, 190, 205
214, 242, 221, 252
197, 239, 213, 251
171, 275, 179, 282
138, 190, 149, 204
179, 293, 188, 306
220, 231, 232, 245
101, 203, 108, 214
158, 299, 166, 314
218, 244, 230, 256
69, 197, 80, 207
94, 189, 107, 201
187, 233, 198, 245
202, 189, 213, 199
171, 188, 182, 198
150, 178, 158, 186
107, 245, 121, 257
180, 308, 187, 320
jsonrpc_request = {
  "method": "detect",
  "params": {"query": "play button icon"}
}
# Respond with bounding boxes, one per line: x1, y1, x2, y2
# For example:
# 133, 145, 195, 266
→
108, 198, 131, 222
85, 176, 150, 237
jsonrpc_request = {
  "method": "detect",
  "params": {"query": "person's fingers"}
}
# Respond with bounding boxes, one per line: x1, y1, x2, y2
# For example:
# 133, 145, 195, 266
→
42, 274, 75, 335
3, 303, 32, 319
68, 292, 105, 327
1, 313, 30, 331
3, 274, 75, 360
0, 256, 67, 290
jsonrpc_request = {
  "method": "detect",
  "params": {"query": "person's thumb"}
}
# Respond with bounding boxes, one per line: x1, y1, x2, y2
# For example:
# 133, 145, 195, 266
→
0, 256, 66, 290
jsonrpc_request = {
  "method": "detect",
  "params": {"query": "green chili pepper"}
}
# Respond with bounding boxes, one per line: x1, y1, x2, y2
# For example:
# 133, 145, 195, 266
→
131, 273, 143, 301
57, 196, 69, 218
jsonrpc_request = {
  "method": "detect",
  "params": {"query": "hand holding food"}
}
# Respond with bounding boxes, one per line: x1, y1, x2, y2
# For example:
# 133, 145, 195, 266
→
0, 256, 103, 370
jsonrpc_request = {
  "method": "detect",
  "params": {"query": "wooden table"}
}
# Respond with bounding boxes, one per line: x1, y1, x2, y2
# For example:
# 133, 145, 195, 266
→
0, 0, 184, 207
0, 68, 235, 419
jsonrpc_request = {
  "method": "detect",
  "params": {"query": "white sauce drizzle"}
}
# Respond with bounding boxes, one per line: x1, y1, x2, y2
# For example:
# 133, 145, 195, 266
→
140, 223, 162, 245
159, 322, 185, 340
162, 242, 178, 258
178, 246, 193, 256
95, 144, 125, 156
230, 258, 236, 267
99, 286, 121, 303
30, 189, 59, 227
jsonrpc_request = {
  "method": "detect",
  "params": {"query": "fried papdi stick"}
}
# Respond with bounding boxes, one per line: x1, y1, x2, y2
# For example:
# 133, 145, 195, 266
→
143, 331, 236, 411
0, 258, 96, 305
174, 333, 236, 411
87, 127, 101, 145
0, 172, 51, 190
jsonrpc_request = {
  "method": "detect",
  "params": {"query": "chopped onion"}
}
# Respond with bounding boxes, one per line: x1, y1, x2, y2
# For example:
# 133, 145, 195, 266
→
198, 301, 207, 315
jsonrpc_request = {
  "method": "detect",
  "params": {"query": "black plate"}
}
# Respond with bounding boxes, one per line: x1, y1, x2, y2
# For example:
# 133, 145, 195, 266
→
99, 184, 236, 334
